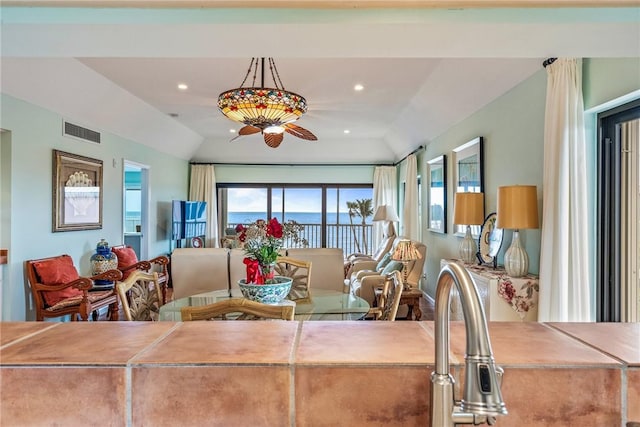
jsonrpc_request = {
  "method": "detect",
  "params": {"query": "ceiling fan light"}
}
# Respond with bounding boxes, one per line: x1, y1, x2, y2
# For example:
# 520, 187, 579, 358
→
217, 58, 308, 134
264, 125, 285, 134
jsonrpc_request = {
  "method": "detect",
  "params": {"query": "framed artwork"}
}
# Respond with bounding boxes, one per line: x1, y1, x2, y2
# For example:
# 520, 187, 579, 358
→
426, 154, 447, 234
452, 136, 484, 236
52, 150, 103, 232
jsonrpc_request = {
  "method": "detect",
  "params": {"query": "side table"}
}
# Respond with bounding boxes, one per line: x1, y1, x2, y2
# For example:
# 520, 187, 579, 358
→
400, 288, 423, 320
374, 287, 423, 321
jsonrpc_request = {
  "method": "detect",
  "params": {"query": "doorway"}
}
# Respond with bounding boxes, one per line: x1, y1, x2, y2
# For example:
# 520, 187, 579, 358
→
597, 99, 640, 322
123, 161, 149, 260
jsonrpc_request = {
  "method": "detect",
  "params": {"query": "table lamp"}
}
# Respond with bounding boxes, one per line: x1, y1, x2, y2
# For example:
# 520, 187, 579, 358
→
453, 192, 485, 264
373, 204, 400, 238
391, 239, 422, 290
496, 185, 539, 277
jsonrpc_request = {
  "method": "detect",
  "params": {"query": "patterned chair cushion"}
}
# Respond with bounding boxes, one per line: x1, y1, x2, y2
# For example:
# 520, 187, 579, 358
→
45, 290, 113, 312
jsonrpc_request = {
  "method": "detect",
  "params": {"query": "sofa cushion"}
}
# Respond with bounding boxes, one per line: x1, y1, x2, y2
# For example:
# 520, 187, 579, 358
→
376, 253, 392, 271
382, 260, 403, 275
32, 256, 82, 307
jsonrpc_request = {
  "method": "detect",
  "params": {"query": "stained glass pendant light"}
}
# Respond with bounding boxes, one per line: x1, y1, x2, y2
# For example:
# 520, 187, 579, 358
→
217, 58, 317, 148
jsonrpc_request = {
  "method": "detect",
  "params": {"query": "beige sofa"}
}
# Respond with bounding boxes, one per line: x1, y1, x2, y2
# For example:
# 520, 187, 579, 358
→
171, 247, 347, 299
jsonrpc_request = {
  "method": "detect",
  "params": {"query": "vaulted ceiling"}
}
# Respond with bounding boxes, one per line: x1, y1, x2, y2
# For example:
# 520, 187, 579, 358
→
1, 4, 639, 164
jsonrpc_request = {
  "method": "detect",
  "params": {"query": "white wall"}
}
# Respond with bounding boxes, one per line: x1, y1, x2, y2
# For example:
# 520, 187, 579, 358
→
0, 94, 190, 320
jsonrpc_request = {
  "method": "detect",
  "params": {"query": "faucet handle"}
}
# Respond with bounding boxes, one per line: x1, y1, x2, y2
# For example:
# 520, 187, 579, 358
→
495, 366, 504, 389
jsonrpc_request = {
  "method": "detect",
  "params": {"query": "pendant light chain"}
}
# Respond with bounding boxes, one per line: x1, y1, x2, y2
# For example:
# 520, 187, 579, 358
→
269, 58, 286, 90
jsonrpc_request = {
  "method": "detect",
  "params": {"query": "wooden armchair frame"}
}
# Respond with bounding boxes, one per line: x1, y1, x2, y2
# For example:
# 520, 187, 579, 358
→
111, 245, 170, 303
116, 270, 163, 321
25, 254, 122, 321
181, 298, 295, 321
369, 271, 404, 321
275, 256, 312, 303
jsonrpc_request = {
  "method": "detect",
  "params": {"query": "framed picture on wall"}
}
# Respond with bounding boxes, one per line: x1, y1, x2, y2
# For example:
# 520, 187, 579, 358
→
426, 154, 447, 234
52, 150, 103, 232
452, 136, 484, 236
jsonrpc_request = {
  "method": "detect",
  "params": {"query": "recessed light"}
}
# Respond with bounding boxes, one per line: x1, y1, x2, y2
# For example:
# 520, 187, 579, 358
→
229, 129, 236, 133
177, 83, 188, 90
344, 129, 351, 134
354, 84, 364, 92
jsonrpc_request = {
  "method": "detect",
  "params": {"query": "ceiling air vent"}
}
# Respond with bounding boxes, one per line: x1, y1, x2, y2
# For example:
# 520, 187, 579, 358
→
63, 120, 101, 144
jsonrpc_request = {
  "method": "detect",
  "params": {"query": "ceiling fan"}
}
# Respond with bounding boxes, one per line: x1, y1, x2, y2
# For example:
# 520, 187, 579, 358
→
230, 122, 317, 148
217, 58, 318, 148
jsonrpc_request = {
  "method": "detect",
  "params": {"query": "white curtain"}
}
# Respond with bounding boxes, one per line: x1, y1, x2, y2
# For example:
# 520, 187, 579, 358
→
189, 164, 219, 248
373, 166, 398, 248
402, 154, 420, 240
538, 58, 591, 322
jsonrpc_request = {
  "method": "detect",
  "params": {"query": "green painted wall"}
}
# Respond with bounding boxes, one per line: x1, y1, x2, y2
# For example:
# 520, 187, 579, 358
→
421, 70, 546, 297
584, 58, 640, 110
0, 94, 189, 321
421, 58, 640, 300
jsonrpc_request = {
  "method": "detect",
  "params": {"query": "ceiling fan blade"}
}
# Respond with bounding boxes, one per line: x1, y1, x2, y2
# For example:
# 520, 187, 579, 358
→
238, 125, 261, 136
264, 133, 283, 148
284, 123, 318, 141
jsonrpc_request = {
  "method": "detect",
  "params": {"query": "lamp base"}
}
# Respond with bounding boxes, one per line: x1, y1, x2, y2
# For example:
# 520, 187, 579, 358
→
504, 230, 529, 277
459, 225, 477, 264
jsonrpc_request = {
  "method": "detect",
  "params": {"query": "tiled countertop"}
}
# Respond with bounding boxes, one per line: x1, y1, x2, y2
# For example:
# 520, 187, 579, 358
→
1, 321, 638, 427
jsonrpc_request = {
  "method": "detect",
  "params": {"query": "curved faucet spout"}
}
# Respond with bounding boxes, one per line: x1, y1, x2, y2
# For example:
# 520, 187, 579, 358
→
430, 262, 507, 427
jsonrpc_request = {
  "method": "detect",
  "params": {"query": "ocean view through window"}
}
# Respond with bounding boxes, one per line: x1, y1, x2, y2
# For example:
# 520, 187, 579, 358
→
218, 184, 374, 255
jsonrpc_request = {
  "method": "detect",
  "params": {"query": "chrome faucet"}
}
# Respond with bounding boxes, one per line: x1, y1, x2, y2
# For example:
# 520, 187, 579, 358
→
430, 262, 507, 426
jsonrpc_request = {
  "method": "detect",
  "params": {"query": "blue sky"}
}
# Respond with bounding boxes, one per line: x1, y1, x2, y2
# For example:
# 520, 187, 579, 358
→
227, 188, 372, 213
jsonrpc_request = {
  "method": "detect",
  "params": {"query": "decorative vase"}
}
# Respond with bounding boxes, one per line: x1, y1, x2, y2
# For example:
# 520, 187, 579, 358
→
260, 262, 277, 281
238, 276, 293, 304
90, 239, 118, 286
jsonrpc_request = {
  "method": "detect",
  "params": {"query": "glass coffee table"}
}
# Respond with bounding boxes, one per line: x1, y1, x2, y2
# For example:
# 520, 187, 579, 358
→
159, 288, 370, 321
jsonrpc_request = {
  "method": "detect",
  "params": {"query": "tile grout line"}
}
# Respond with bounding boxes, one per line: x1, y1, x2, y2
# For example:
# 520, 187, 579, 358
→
0, 323, 61, 351
125, 365, 132, 427
289, 321, 304, 427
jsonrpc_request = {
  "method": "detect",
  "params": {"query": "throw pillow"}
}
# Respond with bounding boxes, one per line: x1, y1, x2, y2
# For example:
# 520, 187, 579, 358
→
32, 256, 82, 307
112, 246, 139, 279
381, 260, 403, 275
376, 253, 392, 271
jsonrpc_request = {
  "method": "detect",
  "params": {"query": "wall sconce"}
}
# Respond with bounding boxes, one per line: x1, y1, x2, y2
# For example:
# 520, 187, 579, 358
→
496, 185, 539, 277
453, 192, 485, 264
391, 239, 422, 290
373, 205, 400, 238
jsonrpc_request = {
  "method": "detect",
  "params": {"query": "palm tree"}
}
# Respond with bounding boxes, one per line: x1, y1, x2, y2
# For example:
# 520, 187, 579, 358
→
346, 198, 373, 254
346, 201, 362, 253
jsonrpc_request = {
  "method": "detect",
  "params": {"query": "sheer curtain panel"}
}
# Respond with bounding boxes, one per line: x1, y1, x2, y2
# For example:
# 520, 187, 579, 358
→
189, 164, 220, 248
373, 166, 398, 249
402, 154, 419, 241
538, 58, 591, 322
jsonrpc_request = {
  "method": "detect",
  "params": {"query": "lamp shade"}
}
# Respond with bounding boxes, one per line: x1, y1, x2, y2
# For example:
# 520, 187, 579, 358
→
373, 205, 400, 222
496, 185, 539, 230
453, 192, 485, 226
391, 239, 422, 262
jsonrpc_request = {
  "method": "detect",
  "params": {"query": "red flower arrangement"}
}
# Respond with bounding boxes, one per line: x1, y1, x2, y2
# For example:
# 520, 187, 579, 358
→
235, 218, 307, 284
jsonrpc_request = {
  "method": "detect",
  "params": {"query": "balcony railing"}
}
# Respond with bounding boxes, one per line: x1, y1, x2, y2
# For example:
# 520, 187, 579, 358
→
228, 223, 373, 258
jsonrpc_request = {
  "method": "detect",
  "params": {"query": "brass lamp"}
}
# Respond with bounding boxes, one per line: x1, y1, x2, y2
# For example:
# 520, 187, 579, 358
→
391, 239, 422, 290
453, 192, 485, 264
373, 205, 400, 238
496, 185, 539, 277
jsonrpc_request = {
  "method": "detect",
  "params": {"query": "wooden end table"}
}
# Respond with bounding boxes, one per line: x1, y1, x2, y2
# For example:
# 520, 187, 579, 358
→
373, 286, 423, 321
400, 288, 423, 321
